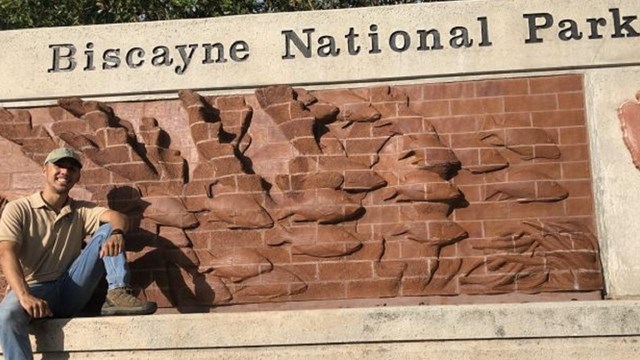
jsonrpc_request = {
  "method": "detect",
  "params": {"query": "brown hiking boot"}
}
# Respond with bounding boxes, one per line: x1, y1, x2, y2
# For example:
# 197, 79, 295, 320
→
101, 287, 157, 316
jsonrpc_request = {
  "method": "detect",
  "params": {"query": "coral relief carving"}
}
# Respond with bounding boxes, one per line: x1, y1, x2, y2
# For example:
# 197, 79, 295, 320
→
619, 90, 640, 169
425, 81, 602, 294
178, 90, 308, 304
463, 221, 601, 292
0, 75, 601, 308
0, 107, 58, 163
349, 86, 469, 296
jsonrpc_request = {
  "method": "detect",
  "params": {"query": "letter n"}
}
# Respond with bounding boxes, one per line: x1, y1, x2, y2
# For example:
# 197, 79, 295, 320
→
282, 29, 314, 59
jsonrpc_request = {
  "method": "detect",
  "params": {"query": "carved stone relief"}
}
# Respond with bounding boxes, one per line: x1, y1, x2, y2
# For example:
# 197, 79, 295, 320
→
0, 74, 602, 309
619, 90, 640, 169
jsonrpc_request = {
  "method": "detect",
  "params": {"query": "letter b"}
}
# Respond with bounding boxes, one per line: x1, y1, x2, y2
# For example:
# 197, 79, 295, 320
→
48, 44, 77, 73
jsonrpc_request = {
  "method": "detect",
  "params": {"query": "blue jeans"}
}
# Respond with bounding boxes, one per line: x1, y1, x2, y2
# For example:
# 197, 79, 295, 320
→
0, 224, 129, 360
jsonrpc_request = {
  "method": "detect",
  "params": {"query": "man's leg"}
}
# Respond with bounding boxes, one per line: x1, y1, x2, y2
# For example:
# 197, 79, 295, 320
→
57, 224, 156, 317
0, 283, 57, 360
54, 224, 117, 317
0, 292, 33, 360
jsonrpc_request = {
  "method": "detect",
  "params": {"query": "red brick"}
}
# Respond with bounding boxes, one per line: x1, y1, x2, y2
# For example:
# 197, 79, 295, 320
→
75, 167, 111, 186
401, 259, 434, 276
369, 86, 407, 103
400, 277, 427, 296
0, 174, 10, 190
208, 157, 245, 176
374, 260, 408, 278
393, 116, 425, 134
558, 145, 589, 161
453, 168, 508, 186
531, 110, 585, 127
143, 287, 174, 308
504, 94, 557, 112
142, 99, 182, 120
515, 271, 552, 291
236, 174, 267, 192
508, 201, 566, 219
348, 242, 384, 261
480, 113, 533, 129
381, 239, 402, 259
562, 162, 591, 179
460, 274, 516, 294
565, 197, 595, 216
454, 148, 480, 166
291, 281, 346, 300
507, 163, 562, 180
400, 240, 438, 259
346, 278, 400, 298
575, 271, 604, 290
110, 102, 145, 122
209, 230, 265, 248
398, 84, 423, 102
267, 125, 290, 142
423, 275, 461, 295
346, 138, 387, 155
427, 116, 480, 134
558, 92, 585, 110
558, 126, 588, 145
529, 75, 583, 94
458, 238, 492, 257
449, 133, 486, 149
343, 122, 373, 138
318, 261, 373, 281
451, 98, 504, 115
422, 82, 475, 100
542, 271, 575, 291
255, 245, 293, 263
458, 184, 482, 202
439, 243, 458, 258
475, 79, 529, 97
454, 202, 512, 221
411, 100, 451, 117
10, 172, 44, 190
188, 232, 210, 249
359, 205, 402, 225
455, 221, 484, 238
559, 180, 593, 197
482, 220, 528, 237
215, 95, 249, 110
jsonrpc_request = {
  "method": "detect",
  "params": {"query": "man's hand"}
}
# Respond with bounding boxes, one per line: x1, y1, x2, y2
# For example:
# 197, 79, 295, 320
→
18, 293, 52, 319
99, 233, 125, 258
0, 241, 52, 318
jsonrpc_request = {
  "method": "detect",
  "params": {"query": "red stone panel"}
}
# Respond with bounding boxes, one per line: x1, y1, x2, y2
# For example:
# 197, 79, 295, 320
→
0, 74, 602, 310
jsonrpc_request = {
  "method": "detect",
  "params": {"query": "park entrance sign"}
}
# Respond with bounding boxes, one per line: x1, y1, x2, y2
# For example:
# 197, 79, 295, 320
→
1, 0, 640, 105
0, 0, 639, 311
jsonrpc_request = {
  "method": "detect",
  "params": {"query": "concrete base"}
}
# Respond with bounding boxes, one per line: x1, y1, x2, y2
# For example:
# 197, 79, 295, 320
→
5, 300, 640, 359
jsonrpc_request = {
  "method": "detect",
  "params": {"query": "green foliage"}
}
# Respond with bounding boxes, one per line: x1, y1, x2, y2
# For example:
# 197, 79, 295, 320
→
0, 0, 454, 30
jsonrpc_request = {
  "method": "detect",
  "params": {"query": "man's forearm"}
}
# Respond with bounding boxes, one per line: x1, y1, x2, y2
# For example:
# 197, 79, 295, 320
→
0, 241, 53, 318
100, 210, 130, 233
0, 241, 30, 299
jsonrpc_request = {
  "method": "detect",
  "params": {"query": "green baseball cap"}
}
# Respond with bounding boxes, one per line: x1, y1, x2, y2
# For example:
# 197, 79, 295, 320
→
44, 148, 83, 169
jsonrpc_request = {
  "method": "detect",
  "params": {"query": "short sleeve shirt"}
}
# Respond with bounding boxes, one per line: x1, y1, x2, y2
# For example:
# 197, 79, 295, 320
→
0, 192, 108, 284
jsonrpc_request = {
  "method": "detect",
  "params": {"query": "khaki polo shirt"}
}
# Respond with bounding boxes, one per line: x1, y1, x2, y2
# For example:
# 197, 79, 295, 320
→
0, 192, 108, 284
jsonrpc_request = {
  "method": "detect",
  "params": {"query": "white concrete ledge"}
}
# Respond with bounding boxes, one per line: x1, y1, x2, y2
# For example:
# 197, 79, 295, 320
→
9, 300, 640, 359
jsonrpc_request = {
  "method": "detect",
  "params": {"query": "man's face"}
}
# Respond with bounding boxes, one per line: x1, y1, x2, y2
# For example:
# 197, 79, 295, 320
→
42, 158, 81, 194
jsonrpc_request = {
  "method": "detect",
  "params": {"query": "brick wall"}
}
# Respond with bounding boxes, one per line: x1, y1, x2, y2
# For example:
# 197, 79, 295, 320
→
0, 74, 602, 310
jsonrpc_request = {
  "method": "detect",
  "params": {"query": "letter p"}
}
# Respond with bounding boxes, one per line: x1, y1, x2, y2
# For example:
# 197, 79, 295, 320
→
523, 13, 554, 44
